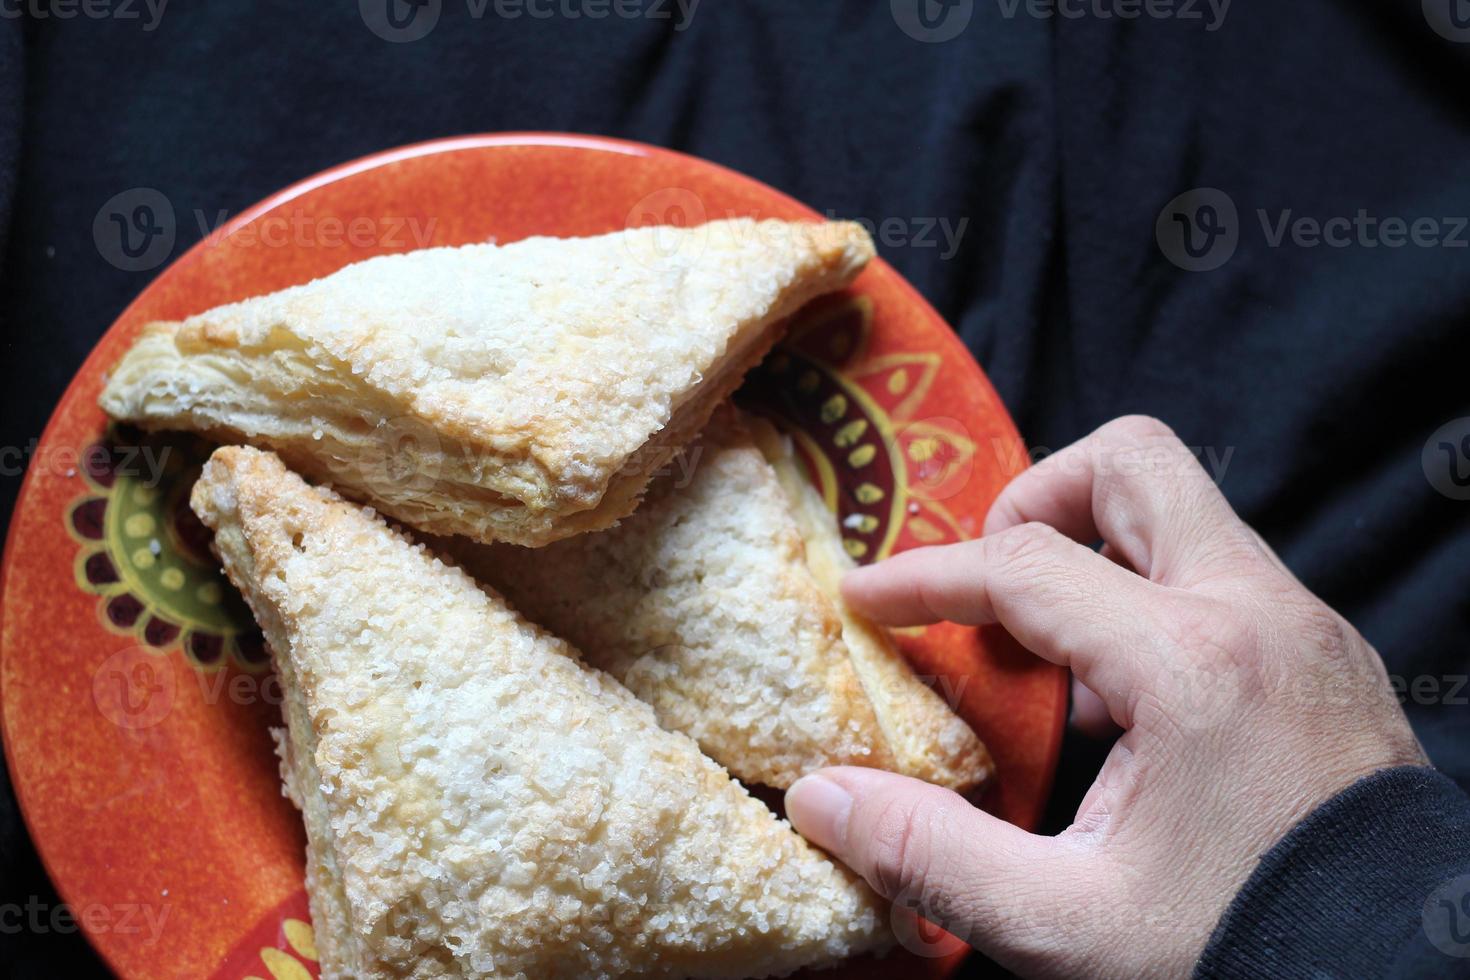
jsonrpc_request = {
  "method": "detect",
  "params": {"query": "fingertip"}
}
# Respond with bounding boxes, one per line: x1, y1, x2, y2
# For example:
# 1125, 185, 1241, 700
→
840, 551, 943, 626
839, 561, 882, 601
785, 772, 855, 856
838, 562, 902, 618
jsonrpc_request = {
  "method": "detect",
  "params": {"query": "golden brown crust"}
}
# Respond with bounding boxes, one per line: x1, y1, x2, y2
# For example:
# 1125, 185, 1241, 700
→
750, 418, 994, 794
106, 220, 875, 546
451, 407, 991, 794
440, 406, 895, 789
191, 446, 890, 979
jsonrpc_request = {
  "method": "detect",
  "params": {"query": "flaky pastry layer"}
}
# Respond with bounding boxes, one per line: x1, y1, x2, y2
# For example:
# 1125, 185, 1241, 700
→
440, 407, 891, 788
452, 407, 991, 793
191, 446, 890, 979
750, 418, 994, 793
107, 219, 875, 546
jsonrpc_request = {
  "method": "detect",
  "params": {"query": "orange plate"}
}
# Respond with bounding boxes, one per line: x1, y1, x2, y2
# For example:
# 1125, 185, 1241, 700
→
0, 134, 1066, 979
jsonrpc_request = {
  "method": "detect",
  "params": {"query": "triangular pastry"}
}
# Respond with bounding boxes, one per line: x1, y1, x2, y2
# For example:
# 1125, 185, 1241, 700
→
748, 415, 993, 792
191, 446, 890, 980
108, 218, 875, 547
447, 407, 992, 793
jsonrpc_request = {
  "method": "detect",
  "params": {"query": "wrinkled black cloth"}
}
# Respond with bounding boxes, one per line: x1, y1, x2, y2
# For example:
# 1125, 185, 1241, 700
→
1197, 767, 1470, 979
0, 2, 1467, 978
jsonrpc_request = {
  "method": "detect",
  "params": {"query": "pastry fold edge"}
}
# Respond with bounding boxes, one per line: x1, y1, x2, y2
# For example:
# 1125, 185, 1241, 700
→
191, 445, 891, 979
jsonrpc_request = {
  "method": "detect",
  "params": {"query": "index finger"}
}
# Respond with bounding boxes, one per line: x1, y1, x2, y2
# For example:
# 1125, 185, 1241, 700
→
842, 522, 1183, 722
984, 416, 1256, 588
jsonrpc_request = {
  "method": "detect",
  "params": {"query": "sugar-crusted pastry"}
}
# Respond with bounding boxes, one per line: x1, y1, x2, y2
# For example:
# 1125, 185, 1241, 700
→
436, 406, 893, 789
748, 416, 993, 793
108, 219, 875, 547
450, 407, 992, 793
191, 446, 890, 979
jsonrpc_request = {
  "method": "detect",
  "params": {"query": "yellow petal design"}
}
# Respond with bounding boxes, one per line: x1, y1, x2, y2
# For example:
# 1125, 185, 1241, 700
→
908, 518, 946, 544
908, 437, 941, 462
283, 918, 318, 961
260, 947, 312, 980
835, 419, 869, 448
821, 394, 848, 424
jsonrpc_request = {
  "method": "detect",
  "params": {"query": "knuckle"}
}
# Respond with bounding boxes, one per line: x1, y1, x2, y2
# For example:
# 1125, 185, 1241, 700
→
1165, 598, 1257, 663
867, 795, 930, 899
864, 789, 969, 906
1289, 597, 1357, 665
1209, 523, 1277, 574
1129, 686, 1190, 743
1103, 414, 1180, 449
1093, 417, 1207, 508
987, 521, 1063, 567
1154, 599, 1269, 710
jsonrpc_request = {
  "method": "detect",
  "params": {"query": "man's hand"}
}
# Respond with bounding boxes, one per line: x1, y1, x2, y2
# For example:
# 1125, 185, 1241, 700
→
785, 416, 1426, 979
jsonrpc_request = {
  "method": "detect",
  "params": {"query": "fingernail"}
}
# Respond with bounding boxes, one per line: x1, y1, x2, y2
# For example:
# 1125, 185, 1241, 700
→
785, 775, 853, 853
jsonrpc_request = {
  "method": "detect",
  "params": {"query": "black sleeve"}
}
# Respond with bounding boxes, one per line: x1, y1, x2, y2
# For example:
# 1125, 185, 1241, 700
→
1196, 767, 1470, 979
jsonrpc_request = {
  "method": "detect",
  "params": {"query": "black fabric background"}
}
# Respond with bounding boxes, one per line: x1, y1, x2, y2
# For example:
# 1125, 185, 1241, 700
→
1, 2, 1468, 977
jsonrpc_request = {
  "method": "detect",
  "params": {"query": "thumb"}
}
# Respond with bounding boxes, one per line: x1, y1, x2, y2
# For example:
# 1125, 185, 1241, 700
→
785, 767, 1097, 969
